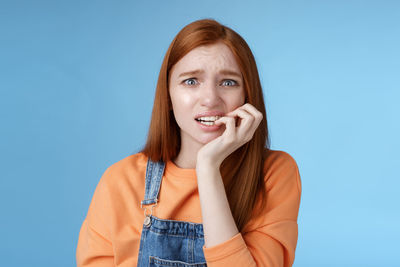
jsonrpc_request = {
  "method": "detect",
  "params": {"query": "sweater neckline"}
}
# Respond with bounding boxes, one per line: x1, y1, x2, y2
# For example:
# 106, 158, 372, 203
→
165, 160, 197, 180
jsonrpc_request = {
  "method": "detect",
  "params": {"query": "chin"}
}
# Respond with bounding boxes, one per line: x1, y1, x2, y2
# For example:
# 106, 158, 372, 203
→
197, 133, 222, 144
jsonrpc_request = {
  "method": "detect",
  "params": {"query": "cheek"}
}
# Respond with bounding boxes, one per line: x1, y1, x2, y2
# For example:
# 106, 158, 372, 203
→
177, 93, 194, 106
239, 92, 246, 105
170, 92, 195, 119
229, 91, 246, 109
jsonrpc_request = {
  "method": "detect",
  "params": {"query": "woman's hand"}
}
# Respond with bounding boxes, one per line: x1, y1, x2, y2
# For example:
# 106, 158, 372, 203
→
196, 103, 263, 170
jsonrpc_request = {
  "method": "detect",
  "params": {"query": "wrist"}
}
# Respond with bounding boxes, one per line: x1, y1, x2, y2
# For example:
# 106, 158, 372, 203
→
196, 155, 221, 173
195, 162, 221, 184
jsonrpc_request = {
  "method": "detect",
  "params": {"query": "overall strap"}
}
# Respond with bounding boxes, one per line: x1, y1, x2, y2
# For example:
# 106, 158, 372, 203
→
141, 158, 165, 206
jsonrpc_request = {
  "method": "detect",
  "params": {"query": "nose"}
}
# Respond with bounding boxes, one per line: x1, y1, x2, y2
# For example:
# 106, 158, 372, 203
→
199, 82, 221, 107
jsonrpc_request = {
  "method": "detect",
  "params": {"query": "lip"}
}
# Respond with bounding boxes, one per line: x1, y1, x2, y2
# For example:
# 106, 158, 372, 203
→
194, 111, 225, 119
195, 120, 222, 132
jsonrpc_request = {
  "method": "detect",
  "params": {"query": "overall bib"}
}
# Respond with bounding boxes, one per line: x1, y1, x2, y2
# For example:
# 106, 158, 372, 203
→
137, 159, 207, 267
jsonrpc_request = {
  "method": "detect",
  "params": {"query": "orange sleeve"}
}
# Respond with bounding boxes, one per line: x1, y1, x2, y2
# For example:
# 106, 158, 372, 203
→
203, 151, 302, 267
76, 167, 115, 267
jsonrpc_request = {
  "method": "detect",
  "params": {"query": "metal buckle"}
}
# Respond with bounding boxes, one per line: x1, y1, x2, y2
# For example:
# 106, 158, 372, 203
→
141, 199, 158, 227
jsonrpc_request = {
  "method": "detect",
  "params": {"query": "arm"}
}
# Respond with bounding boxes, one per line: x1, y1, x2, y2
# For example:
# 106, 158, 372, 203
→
197, 151, 301, 267
76, 168, 115, 267
196, 103, 263, 249
196, 161, 239, 248
76, 220, 114, 267
196, 104, 301, 266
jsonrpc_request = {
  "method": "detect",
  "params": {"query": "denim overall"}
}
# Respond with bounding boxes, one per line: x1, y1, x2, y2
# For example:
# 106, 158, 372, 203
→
137, 159, 207, 267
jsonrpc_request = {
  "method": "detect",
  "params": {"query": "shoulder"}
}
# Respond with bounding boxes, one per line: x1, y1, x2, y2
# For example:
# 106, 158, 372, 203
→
243, 149, 302, 232
262, 149, 302, 194
85, 152, 149, 237
87, 152, 149, 215
98, 152, 149, 190
105, 152, 148, 176
263, 149, 299, 173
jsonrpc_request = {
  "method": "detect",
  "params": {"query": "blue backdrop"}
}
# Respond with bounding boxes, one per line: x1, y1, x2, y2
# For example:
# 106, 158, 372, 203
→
1, 0, 399, 266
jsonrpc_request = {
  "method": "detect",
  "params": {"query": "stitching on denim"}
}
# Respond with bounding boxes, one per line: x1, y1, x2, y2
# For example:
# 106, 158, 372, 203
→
143, 160, 153, 203
151, 216, 204, 227
189, 224, 194, 263
150, 256, 207, 266
148, 229, 204, 238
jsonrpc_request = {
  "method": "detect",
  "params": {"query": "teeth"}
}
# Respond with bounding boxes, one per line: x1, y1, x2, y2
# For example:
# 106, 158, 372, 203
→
199, 121, 215, 126
196, 116, 221, 122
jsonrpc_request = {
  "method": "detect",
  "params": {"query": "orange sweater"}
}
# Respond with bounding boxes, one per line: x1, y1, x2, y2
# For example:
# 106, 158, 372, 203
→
76, 150, 302, 266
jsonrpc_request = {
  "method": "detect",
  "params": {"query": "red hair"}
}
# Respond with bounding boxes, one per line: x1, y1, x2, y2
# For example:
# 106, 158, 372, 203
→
142, 19, 270, 231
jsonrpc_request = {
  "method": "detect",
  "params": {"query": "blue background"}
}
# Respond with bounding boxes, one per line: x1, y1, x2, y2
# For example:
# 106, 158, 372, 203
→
1, 0, 399, 266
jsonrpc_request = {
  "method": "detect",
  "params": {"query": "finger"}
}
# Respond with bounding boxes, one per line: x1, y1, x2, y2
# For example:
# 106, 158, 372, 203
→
240, 103, 263, 123
228, 104, 264, 141
238, 103, 263, 132
215, 116, 236, 141
226, 103, 261, 120
225, 108, 254, 138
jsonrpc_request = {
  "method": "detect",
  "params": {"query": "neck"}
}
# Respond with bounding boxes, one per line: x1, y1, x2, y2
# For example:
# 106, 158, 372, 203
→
173, 140, 203, 169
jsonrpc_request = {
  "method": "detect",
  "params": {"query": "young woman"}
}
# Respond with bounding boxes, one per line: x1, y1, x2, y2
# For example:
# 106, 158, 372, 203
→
77, 19, 302, 267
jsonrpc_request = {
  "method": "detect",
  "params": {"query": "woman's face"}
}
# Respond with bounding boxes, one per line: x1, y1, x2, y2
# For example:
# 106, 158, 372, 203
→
169, 42, 245, 150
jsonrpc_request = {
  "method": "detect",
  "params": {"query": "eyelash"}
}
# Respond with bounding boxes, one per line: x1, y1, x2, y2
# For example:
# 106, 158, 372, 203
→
183, 78, 238, 87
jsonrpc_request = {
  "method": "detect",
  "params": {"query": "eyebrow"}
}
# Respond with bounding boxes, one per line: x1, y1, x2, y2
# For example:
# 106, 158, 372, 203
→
178, 69, 242, 78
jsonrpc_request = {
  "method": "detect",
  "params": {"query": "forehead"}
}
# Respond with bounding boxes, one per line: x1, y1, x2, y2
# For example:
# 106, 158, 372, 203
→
171, 42, 241, 75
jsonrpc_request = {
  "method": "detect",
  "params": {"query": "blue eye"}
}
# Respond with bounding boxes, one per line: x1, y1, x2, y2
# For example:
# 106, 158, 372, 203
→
221, 80, 237, 86
183, 78, 197, 86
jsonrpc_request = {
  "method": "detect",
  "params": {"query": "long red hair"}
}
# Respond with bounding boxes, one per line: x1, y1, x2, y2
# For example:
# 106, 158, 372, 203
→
142, 19, 270, 231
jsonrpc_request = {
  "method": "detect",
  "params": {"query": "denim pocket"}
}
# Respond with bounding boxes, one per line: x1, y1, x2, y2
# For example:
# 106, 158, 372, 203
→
149, 256, 207, 267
